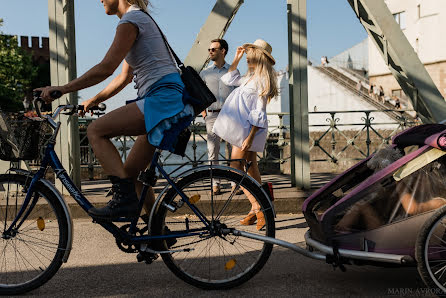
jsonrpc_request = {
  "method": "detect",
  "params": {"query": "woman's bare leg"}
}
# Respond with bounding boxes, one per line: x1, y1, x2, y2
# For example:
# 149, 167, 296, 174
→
229, 146, 246, 172
87, 103, 147, 178
246, 151, 261, 184
123, 134, 156, 213
230, 146, 261, 211
87, 103, 153, 219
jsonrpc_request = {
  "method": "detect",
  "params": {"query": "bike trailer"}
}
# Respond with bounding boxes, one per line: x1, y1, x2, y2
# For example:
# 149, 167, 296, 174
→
303, 124, 446, 259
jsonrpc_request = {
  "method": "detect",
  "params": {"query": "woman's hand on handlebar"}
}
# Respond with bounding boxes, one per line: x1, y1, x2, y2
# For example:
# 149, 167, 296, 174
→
80, 98, 97, 117
33, 86, 66, 103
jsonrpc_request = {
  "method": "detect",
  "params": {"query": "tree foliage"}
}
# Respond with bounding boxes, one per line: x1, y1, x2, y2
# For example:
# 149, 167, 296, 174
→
0, 26, 37, 112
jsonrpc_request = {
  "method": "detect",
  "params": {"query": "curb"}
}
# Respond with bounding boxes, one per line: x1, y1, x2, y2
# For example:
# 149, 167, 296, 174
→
65, 196, 308, 219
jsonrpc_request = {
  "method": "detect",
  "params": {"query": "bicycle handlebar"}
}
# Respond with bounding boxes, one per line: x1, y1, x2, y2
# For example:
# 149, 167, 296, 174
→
32, 91, 106, 121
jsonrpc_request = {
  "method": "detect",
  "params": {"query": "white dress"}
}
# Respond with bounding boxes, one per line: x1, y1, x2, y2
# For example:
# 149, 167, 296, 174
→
212, 69, 268, 152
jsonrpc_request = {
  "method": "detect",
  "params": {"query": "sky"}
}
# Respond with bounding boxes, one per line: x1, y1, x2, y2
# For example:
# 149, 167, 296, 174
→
0, 0, 367, 111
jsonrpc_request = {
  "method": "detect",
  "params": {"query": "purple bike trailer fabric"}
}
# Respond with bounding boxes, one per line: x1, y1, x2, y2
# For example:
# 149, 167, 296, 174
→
392, 124, 446, 148
302, 156, 372, 212
305, 124, 446, 245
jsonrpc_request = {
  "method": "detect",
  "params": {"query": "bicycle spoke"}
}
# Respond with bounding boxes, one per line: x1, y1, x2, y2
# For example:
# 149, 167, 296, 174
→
157, 169, 274, 288
18, 204, 57, 232
9, 238, 39, 284
17, 232, 59, 248
16, 235, 54, 264
0, 240, 11, 279
15, 237, 59, 253
0, 175, 68, 294
9, 240, 41, 274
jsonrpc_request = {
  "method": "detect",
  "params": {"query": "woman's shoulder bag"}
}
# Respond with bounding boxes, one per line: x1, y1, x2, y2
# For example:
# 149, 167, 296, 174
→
141, 10, 216, 116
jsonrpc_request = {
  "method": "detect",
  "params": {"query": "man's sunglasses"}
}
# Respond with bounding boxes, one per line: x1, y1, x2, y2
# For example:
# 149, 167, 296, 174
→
208, 47, 221, 52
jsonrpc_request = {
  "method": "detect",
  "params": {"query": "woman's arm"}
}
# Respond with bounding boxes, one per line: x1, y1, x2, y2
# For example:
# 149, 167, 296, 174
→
241, 126, 259, 151
229, 46, 245, 72
221, 47, 245, 87
81, 61, 133, 111
242, 95, 268, 151
36, 23, 138, 102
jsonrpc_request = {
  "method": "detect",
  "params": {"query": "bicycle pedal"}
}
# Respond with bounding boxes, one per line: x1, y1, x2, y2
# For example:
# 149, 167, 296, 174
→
138, 169, 157, 186
136, 251, 159, 264
91, 217, 112, 223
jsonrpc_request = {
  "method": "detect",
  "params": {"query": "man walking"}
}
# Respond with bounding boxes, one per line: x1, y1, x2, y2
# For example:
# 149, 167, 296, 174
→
200, 39, 241, 195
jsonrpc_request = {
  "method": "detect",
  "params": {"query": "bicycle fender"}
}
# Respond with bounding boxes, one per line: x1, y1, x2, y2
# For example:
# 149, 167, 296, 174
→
9, 169, 73, 263
39, 178, 73, 263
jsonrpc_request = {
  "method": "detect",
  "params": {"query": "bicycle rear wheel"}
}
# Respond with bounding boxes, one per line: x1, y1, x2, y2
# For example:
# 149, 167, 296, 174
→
0, 174, 69, 295
152, 168, 275, 289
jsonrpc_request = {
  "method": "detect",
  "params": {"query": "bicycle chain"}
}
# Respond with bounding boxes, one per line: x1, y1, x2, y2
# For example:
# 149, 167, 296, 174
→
116, 219, 212, 251
168, 234, 213, 249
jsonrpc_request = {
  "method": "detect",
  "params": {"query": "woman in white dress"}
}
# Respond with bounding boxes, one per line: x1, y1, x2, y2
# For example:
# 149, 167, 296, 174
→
213, 39, 278, 230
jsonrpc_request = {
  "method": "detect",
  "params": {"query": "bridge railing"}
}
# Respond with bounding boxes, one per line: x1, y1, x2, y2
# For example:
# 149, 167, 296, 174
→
76, 114, 291, 179
29, 110, 418, 179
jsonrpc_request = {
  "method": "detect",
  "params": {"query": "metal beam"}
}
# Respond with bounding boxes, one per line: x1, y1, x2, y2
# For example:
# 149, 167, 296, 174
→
184, 0, 244, 72
287, 0, 310, 189
48, 0, 81, 190
347, 0, 446, 124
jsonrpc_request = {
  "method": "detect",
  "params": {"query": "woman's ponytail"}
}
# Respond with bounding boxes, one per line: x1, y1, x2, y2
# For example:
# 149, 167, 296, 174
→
127, 0, 151, 11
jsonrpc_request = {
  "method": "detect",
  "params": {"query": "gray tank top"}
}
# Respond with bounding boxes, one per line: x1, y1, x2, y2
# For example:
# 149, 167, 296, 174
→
118, 9, 179, 98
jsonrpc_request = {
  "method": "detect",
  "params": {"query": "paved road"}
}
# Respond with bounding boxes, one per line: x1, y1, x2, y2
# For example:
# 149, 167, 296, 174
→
26, 215, 430, 297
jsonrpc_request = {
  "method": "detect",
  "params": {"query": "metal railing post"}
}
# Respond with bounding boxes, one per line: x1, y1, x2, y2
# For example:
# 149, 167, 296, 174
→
364, 111, 371, 156
288, 0, 310, 189
123, 137, 127, 160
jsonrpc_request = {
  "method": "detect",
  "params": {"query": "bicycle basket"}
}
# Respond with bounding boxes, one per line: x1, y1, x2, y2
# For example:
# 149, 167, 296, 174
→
0, 112, 49, 161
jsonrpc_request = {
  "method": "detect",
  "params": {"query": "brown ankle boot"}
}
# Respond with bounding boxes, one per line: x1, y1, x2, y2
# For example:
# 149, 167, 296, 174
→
256, 211, 265, 231
240, 212, 256, 225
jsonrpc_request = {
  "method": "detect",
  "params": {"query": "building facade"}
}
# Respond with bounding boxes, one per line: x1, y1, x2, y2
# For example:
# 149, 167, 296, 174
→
19, 36, 50, 65
18, 36, 50, 103
369, 0, 446, 100
268, 66, 397, 132
329, 38, 369, 76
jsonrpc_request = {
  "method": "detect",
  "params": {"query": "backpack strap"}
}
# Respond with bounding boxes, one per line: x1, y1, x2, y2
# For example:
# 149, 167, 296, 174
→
139, 9, 184, 70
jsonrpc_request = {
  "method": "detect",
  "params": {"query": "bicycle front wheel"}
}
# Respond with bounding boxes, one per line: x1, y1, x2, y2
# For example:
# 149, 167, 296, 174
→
152, 168, 275, 289
0, 174, 69, 295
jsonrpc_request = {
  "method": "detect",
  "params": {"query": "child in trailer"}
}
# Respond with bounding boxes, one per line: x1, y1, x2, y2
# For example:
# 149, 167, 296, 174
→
212, 39, 278, 231
335, 146, 446, 232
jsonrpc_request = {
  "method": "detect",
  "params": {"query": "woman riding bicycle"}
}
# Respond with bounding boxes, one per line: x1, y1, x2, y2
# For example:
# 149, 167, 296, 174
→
35, 0, 192, 221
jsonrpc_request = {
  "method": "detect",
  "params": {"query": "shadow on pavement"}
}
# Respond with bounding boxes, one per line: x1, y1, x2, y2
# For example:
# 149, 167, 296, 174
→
32, 247, 425, 297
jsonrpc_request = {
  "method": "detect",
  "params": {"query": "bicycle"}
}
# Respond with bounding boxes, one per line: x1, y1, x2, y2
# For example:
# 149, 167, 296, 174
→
0, 92, 275, 295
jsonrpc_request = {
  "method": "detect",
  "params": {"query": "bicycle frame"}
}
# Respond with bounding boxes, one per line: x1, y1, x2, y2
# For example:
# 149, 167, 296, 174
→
5, 131, 210, 250
4, 100, 273, 256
